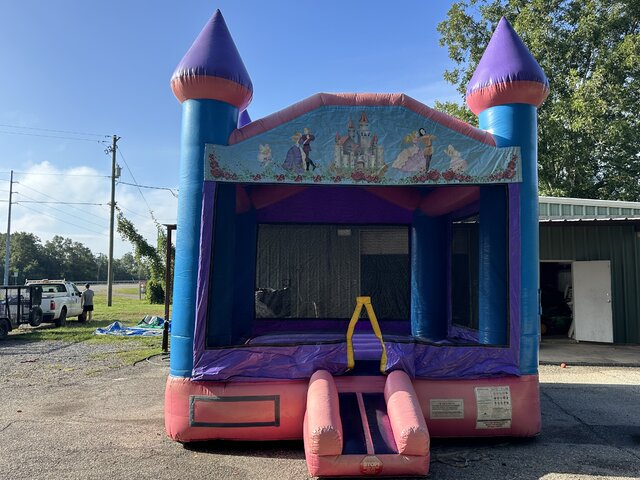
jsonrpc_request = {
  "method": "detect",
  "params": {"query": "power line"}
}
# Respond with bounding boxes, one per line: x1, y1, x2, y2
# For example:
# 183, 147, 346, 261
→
15, 181, 107, 221
116, 147, 156, 221
108, 204, 171, 239
15, 203, 105, 235
17, 200, 106, 206
14, 191, 107, 230
0, 170, 111, 178
0, 129, 110, 143
117, 180, 178, 197
0, 123, 109, 138
117, 204, 152, 220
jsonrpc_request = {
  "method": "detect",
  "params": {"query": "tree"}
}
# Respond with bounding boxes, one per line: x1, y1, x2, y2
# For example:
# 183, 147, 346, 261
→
44, 236, 84, 280
113, 252, 149, 282
1, 231, 145, 284
43, 235, 98, 281
95, 253, 108, 282
437, 0, 640, 200
116, 211, 169, 303
0, 232, 48, 283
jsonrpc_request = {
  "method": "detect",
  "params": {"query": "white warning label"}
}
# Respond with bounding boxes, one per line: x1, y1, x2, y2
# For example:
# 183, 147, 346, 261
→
475, 386, 512, 429
430, 399, 465, 419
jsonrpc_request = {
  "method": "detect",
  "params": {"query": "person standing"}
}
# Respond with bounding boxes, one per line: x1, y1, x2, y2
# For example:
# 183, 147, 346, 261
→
81, 283, 95, 322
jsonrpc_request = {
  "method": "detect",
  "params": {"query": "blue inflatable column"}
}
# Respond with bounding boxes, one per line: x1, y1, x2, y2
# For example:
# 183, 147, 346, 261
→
171, 101, 238, 375
480, 105, 539, 369
478, 186, 507, 344
411, 212, 447, 340
168, 10, 253, 377
466, 17, 548, 373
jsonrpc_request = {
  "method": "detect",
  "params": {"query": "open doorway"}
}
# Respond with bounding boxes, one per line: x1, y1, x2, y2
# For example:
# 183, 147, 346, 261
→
540, 262, 573, 337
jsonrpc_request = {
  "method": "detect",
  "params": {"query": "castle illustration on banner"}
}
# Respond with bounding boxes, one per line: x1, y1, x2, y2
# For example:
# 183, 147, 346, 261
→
331, 112, 386, 176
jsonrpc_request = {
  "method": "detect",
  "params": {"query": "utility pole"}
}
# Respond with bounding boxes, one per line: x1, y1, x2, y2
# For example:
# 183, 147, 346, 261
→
3, 170, 13, 286
162, 223, 176, 353
106, 135, 120, 306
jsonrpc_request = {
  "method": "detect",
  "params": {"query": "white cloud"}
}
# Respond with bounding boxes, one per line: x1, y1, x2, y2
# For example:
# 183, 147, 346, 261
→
0, 162, 178, 258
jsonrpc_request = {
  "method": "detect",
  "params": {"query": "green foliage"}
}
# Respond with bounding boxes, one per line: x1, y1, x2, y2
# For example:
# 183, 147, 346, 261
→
116, 211, 171, 304
3, 232, 49, 281
43, 235, 96, 280
145, 278, 165, 304
434, 100, 477, 126
0, 232, 143, 284
437, 0, 640, 200
116, 212, 163, 276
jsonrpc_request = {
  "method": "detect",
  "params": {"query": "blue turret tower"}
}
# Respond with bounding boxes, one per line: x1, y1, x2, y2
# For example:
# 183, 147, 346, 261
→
169, 10, 253, 377
466, 17, 549, 371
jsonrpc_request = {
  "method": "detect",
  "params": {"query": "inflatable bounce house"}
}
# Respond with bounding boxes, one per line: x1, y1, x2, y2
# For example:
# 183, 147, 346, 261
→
165, 10, 548, 477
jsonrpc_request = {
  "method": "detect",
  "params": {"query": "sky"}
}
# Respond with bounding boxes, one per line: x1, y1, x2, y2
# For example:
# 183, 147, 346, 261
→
0, 0, 463, 258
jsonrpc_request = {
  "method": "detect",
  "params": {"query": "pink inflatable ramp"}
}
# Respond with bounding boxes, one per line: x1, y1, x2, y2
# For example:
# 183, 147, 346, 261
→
304, 370, 430, 477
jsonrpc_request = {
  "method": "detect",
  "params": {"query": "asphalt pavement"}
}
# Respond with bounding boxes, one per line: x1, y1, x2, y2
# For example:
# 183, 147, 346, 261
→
0, 337, 638, 479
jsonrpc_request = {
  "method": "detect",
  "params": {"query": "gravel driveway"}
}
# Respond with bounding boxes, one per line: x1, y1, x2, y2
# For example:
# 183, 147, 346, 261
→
1, 336, 639, 479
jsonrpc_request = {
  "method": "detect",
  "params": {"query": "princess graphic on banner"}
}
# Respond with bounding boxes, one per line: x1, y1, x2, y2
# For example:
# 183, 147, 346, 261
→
257, 144, 272, 167
445, 144, 468, 173
392, 128, 436, 173
282, 128, 317, 173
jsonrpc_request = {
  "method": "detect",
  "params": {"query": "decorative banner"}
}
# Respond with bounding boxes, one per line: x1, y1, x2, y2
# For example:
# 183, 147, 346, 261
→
204, 106, 521, 186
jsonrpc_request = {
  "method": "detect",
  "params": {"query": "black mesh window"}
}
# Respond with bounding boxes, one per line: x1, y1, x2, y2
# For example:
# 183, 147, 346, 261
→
255, 225, 410, 320
451, 215, 479, 330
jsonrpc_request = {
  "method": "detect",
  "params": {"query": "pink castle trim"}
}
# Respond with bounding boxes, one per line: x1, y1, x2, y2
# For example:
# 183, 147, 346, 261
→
171, 75, 253, 109
228, 93, 497, 146
466, 80, 549, 115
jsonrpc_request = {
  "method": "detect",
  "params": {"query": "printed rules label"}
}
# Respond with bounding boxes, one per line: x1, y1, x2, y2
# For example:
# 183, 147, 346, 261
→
430, 399, 465, 419
475, 386, 512, 429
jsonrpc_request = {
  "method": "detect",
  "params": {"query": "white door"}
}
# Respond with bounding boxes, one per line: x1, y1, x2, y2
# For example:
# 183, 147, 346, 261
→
572, 261, 613, 343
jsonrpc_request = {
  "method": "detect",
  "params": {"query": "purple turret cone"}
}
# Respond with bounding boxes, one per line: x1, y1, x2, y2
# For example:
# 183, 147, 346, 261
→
466, 17, 548, 115
171, 10, 253, 109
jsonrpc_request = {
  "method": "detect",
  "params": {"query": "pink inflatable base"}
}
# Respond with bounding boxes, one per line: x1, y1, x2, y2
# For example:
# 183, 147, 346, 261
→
165, 374, 540, 442
303, 370, 430, 477
165, 376, 308, 442
304, 447, 429, 478
414, 374, 540, 437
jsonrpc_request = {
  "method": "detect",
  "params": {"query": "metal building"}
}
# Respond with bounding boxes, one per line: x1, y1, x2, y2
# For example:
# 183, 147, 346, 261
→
539, 196, 640, 344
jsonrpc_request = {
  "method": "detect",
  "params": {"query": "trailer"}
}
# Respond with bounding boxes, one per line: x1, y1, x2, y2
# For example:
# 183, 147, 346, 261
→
0, 285, 43, 340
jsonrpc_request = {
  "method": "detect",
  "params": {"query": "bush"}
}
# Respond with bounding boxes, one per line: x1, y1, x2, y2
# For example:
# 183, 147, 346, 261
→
146, 279, 165, 304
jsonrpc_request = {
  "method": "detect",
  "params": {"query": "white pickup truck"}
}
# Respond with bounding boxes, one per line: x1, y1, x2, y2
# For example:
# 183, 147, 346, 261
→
25, 280, 84, 327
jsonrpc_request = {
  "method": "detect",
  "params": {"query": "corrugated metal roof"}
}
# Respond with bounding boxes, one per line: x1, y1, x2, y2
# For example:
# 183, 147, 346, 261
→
539, 217, 640, 224
539, 196, 640, 221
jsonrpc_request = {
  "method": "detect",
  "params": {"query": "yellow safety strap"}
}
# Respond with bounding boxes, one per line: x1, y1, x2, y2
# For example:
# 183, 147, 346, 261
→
346, 296, 387, 374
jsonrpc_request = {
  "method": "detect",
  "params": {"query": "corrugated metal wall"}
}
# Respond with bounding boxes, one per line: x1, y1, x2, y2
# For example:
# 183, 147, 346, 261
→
540, 223, 640, 343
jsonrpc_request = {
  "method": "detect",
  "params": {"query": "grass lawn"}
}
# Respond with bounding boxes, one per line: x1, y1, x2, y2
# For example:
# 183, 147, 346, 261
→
16, 283, 170, 366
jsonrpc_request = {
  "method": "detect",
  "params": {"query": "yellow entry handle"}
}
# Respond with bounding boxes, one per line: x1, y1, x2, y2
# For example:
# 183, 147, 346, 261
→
346, 296, 387, 374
